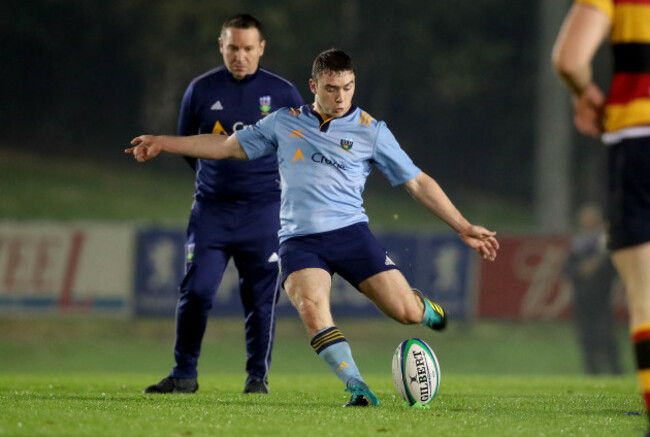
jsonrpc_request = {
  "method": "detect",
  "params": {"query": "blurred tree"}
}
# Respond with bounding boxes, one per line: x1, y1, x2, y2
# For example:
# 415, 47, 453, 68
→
1, 0, 141, 158
1, 0, 545, 219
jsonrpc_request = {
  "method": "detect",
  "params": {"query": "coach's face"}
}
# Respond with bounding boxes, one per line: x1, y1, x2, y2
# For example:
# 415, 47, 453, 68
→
310, 70, 355, 119
219, 27, 265, 80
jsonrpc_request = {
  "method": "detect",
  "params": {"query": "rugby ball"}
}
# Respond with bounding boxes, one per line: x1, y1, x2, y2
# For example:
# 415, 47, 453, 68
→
391, 338, 440, 407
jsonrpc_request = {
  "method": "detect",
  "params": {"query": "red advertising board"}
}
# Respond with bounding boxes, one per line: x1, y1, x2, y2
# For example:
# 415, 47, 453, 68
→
0, 223, 132, 313
476, 235, 627, 320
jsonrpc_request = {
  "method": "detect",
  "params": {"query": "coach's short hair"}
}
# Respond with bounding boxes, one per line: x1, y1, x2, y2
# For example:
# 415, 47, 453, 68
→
221, 13, 264, 40
312, 49, 354, 81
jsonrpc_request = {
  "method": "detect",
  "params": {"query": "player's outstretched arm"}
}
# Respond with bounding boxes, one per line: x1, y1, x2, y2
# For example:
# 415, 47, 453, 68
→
404, 171, 499, 261
124, 133, 248, 162
552, 3, 610, 137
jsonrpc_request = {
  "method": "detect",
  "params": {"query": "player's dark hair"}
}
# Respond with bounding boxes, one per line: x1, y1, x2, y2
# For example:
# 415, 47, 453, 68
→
221, 13, 264, 41
312, 48, 354, 81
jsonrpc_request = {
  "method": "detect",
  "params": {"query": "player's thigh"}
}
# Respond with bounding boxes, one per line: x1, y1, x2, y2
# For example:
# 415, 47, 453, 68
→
284, 268, 334, 335
612, 241, 650, 327
359, 269, 420, 321
284, 268, 332, 307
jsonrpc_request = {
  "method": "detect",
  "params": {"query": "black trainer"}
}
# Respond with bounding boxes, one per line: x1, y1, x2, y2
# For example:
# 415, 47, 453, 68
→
243, 378, 268, 394
143, 377, 198, 394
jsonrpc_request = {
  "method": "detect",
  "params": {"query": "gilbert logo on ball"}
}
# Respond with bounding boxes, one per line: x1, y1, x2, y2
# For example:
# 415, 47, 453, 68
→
391, 338, 440, 407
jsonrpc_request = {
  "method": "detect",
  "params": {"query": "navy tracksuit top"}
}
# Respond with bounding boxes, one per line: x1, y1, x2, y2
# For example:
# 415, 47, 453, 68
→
177, 65, 303, 205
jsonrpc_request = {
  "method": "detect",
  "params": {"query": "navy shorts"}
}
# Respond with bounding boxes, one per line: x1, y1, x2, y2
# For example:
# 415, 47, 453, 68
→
278, 222, 398, 289
607, 135, 650, 250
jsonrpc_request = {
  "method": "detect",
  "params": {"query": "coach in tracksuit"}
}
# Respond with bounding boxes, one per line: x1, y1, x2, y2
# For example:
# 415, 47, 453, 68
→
143, 13, 303, 395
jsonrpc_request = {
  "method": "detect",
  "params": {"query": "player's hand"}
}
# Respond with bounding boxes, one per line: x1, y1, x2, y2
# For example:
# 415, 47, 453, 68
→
572, 82, 605, 138
124, 135, 163, 162
459, 225, 499, 261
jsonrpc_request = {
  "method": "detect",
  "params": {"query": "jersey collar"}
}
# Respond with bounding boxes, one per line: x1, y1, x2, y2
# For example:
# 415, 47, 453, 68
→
306, 104, 358, 132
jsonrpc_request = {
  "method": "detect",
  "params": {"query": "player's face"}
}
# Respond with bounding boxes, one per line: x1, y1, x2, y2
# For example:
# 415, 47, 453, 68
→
310, 70, 355, 119
219, 27, 265, 80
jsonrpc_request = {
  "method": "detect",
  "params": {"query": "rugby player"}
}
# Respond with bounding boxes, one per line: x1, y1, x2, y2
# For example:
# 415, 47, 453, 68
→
128, 48, 499, 406
553, 0, 650, 428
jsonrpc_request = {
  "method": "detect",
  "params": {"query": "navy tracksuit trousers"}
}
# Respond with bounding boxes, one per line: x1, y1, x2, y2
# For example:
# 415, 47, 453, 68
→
169, 200, 281, 383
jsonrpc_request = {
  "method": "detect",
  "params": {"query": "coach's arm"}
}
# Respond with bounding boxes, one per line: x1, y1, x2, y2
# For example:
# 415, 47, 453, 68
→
125, 133, 248, 162
404, 171, 499, 261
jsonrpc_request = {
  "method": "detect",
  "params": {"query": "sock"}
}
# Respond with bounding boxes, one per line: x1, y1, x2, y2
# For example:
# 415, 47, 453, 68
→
311, 326, 365, 389
413, 288, 445, 329
632, 322, 650, 423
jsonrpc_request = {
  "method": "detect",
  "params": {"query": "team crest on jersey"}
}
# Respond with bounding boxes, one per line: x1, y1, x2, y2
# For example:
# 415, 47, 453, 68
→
260, 96, 272, 115
340, 137, 354, 151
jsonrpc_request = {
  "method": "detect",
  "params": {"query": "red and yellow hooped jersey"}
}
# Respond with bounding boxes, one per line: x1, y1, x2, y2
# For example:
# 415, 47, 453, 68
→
577, 0, 650, 132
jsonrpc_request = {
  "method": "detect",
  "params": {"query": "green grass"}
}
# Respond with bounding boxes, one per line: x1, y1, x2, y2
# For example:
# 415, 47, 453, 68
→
0, 374, 643, 437
0, 150, 533, 230
0, 318, 643, 436
0, 150, 194, 223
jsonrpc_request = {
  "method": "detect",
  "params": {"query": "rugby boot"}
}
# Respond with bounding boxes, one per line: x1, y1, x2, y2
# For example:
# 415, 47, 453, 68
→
243, 377, 269, 394
413, 288, 447, 331
343, 384, 380, 407
143, 377, 198, 394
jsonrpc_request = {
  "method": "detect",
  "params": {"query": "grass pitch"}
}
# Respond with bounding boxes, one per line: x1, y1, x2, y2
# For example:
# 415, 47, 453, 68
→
0, 318, 644, 436
0, 374, 643, 437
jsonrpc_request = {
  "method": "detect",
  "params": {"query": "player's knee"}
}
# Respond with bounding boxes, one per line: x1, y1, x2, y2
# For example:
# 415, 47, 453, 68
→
180, 286, 215, 308
295, 297, 321, 318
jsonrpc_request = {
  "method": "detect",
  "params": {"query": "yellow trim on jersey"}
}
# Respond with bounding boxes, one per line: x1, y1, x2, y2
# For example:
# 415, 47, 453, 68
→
634, 322, 650, 337
319, 117, 334, 130
612, 5, 650, 43
638, 369, 650, 388
575, 0, 613, 20
358, 111, 374, 127
289, 108, 302, 117
310, 105, 334, 129
605, 98, 650, 132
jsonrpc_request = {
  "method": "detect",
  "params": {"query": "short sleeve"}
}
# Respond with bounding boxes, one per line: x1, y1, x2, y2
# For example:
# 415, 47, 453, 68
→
575, 0, 613, 20
236, 111, 279, 160
372, 122, 421, 186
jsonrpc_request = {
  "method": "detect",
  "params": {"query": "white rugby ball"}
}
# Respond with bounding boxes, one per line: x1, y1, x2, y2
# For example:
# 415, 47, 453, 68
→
391, 338, 440, 407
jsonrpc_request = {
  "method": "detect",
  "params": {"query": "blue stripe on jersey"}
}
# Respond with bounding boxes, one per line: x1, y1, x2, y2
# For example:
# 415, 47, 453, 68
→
236, 104, 421, 241
178, 66, 303, 205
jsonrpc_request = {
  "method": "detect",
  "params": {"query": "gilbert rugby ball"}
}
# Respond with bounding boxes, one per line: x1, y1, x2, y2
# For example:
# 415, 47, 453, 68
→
392, 338, 440, 407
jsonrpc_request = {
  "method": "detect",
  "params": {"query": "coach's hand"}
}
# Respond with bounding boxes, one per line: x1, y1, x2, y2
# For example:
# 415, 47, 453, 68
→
459, 225, 499, 261
125, 135, 164, 162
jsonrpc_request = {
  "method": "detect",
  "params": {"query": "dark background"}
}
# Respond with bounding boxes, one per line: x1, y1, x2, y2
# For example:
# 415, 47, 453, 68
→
1, 0, 611, 223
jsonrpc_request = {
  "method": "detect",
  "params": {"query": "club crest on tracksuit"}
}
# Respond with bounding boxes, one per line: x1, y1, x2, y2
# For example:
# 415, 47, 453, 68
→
186, 243, 195, 263
260, 96, 272, 115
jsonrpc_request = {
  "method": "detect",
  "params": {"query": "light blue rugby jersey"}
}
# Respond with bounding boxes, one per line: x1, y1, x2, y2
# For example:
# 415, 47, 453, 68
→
236, 104, 421, 241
